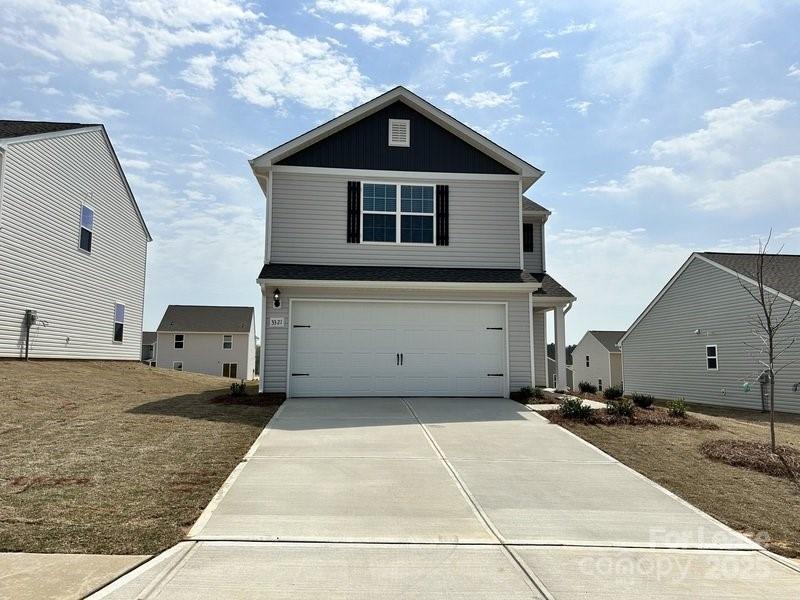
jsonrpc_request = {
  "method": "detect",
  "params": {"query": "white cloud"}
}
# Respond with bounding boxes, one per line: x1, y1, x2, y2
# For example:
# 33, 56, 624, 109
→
788, 64, 800, 78
127, 0, 258, 28
90, 69, 119, 82
133, 72, 159, 87
445, 90, 513, 108
312, 0, 427, 26
181, 53, 218, 89
739, 40, 763, 49
694, 155, 800, 214
348, 23, 409, 46
21, 72, 52, 85
546, 21, 596, 37
650, 98, 793, 163
121, 158, 151, 170
0, 100, 34, 119
471, 51, 489, 63
567, 99, 592, 115
531, 48, 560, 60
70, 101, 127, 121
582, 165, 688, 195
492, 62, 512, 78
225, 26, 379, 112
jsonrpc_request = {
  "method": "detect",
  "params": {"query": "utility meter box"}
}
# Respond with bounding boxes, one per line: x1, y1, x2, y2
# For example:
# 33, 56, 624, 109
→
25, 309, 38, 327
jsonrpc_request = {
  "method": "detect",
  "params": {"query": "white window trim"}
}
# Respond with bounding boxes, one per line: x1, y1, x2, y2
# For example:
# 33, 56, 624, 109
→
172, 361, 183, 371
113, 302, 124, 344
79, 203, 94, 254
388, 118, 410, 147
223, 362, 239, 378
360, 181, 436, 246
174, 333, 184, 349
706, 344, 719, 371
223, 334, 233, 350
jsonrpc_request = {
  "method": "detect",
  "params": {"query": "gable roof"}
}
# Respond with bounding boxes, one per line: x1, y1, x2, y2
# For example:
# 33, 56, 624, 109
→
523, 196, 551, 214
589, 330, 625, 352
157, 305, 254, 333
250, 86, 543, 189
620, 252, 800, 346
141, 331, 157, 345
0, 120, 96, 140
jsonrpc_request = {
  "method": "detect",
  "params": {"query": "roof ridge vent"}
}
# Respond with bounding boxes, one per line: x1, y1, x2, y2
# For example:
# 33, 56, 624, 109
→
388, 118, 410, 147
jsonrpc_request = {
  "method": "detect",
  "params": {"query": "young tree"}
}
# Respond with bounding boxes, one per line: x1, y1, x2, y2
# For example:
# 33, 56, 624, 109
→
740, 233, 799, 453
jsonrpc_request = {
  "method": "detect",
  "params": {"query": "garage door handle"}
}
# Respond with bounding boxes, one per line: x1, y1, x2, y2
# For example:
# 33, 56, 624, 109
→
487, 373, 504, 377
396, 353, 399, 365
291, 373, 309, 376
486, 327, 503, 330
400, 353, 403, 366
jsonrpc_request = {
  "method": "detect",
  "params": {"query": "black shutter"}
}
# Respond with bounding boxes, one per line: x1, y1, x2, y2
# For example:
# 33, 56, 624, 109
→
435, 184, 449, 246
347, 181, 360, 243
523, 223, 534, 252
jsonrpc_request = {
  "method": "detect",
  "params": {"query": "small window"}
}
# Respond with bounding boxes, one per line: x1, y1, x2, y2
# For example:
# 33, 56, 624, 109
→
523, 223, 534, 253
79, 205, 94, 253
173, 361, 183, 371
174, 334, 184, 349
222, 363, 238, 378
388, 118, 410, 147
706, 345, 718, 370
223, 335, 232, 350
585, 355, 590, 368
113, 303, 124, 342
598, 379, 603, 391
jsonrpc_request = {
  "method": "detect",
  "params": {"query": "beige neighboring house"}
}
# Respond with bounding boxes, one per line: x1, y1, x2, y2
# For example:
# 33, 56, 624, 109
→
572, 330, 625, 392
155, 305, 256, 380
546, 356, 574, 390
0, 120, 151, 359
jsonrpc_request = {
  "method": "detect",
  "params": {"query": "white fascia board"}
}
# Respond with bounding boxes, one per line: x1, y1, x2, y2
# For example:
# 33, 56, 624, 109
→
257, 278, 541, 292
0, 126, 102, 147
268, 165, 521, 182
531, 295, 577, 306
156, 330, 251, 335
250, 86, 543, 183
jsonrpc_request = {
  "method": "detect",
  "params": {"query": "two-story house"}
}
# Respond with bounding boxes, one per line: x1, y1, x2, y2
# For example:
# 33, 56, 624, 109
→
0, 120, 150, 360
250, 87, 574, 398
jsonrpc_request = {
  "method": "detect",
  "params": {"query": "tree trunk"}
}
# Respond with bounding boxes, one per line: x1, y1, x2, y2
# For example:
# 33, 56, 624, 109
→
769, 369, 776, 453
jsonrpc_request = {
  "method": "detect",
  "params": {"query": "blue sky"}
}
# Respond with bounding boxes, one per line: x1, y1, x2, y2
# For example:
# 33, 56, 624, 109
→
2, 0, 799, 343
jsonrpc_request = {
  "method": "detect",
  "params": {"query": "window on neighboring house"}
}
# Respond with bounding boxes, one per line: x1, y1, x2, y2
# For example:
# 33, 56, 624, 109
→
223, 335, 232, 349
585, 355, 590, 368
173, 361, 183, 371
706, 345, 718, 370
113, 303, 124, 342
79, 205, 94, 252
174, 334, 184, 349
598, 379, 603, 391
362, 183, 434, 244
523, 223, 534, 252
223, 363, 238, 378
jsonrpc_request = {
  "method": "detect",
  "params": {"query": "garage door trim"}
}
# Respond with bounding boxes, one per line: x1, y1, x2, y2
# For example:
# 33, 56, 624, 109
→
286, 298, 509, 398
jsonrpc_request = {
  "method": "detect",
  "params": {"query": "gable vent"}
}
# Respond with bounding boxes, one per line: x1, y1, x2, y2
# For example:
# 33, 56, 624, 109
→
388, 119, 410, 147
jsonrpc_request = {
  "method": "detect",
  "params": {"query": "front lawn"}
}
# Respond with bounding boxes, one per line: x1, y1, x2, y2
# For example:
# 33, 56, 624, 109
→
552, 401, 800, 557
0, 360, 280, 555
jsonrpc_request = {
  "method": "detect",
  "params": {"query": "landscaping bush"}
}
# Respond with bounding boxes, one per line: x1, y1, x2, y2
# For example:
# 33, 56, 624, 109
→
606, 397, 635, 418
519, 385, 535, 399
667, 398, 687, 418
533, 386, 545, 399
230, 381, 247, 397
578, 381, 598, 394
631, 393, 654, 409
603, 386, 623, 400
559, 398, 593, 420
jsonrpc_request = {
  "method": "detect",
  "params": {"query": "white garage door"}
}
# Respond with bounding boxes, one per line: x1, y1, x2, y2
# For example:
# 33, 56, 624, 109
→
289, 301, 507, 397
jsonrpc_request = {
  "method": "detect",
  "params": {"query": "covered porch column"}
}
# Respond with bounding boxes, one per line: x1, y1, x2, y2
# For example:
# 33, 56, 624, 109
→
531, 296, 574, 390
552, 304, 568, 391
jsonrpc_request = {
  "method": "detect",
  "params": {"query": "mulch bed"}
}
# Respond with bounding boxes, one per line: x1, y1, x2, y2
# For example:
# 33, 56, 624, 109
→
542, 406, 719, 430
211, 392, 285, 407
700, 439, 800, 480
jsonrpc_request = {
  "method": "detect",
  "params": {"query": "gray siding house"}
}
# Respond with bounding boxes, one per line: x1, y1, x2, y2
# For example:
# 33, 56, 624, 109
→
251, 86, 575, 398
572, 330, 625, 391
141, 331, 157, 364
0, 121, 150, 360
155, 305, 256, 379
620, 252, 800, 413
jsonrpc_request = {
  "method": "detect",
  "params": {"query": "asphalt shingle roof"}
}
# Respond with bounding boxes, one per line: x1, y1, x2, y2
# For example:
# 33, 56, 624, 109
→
589, 330, 626, 352
522, 196, 551, 213
141, 331, 157, 345
701, 252, 800, 301
531, 273, 575, 298
157, 306, 254, 333
0, 120, 95, 139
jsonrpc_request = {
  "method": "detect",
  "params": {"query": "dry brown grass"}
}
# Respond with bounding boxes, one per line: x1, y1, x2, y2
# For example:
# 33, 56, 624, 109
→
700, 439, 800, 480
553, 402, 800, 557
0, 360, 279, 555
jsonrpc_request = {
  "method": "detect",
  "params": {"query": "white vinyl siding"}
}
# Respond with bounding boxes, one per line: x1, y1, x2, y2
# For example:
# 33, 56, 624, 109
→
0, 129, 147, 359
622, 257, 800, 413
156, 326, 256, 380
572, 332, 621, 390
269, 171, 521, 268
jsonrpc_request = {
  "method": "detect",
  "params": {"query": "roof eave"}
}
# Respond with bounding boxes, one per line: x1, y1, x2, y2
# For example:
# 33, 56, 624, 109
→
257, 277, 541, 292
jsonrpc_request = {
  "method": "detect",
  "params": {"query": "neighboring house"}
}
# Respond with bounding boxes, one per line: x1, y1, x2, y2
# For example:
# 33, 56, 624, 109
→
620, 252, 800, 413
141, 331, 157, 365
546, 356, 574, 390
0, 120, 151, 359
251, 86, 575, 398
572, 330, 625, 391
155, 305, 256, 379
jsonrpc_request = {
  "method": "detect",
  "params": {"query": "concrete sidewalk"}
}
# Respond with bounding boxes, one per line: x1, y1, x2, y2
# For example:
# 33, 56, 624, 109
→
89, 396, 800, 599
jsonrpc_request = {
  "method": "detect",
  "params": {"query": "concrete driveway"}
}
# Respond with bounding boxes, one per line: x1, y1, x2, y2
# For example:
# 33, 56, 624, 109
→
91, 397, 800, 599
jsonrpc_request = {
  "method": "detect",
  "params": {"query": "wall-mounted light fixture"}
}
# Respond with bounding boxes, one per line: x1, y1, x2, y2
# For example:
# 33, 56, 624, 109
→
273, 288, 281, 308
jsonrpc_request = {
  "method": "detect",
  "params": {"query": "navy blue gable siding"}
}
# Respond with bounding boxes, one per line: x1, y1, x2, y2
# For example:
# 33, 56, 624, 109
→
276, 101, 515, 174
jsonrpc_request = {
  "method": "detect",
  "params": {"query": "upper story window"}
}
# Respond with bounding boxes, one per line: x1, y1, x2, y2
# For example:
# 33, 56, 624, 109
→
388, 119, 410, 147
362, 183, 434, 245
223, 335, 232, 349
706, 345, 718, 370
585, 355, 590, 368
523, 223, 534, 252
79, 205, 94, 253
174, 334, 184, 349
113, 303, 124, 342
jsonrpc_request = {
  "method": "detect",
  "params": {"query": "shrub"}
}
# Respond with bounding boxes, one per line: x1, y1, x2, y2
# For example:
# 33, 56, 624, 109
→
519, 385, 535, 399
559, 398, 593, 420
603, 386, 623, 400
533, 386, 545, 399
631, 393, 654, 409
606, 397, 635, 418
230, 381, 247, 397
578, 381, 598, 394
667, 398, 687, 418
